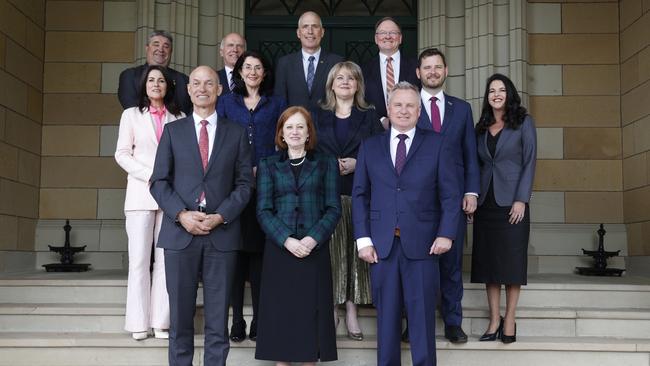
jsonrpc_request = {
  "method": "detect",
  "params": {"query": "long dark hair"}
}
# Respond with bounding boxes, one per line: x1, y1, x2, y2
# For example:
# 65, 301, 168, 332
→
231, 50, 274, 97
475, 73, 527, 135
137, 65, 181, 116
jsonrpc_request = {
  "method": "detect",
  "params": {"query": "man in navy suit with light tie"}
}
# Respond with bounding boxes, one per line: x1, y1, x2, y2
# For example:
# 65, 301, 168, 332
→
150, 65, 253, 366
362, 17, 420, 129
217, 32, 246, 96
352, 82, 461, 366
274, 11, 343, 109
415, 48, 481, 343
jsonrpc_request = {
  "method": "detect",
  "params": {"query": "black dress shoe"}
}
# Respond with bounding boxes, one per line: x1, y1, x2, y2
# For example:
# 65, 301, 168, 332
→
229, 320, 246, 342
501, 322, 517, 344
401, 326, 409, 343
248, 319, 257, 341
444, 325, 468, 343
479, 317, 503, 342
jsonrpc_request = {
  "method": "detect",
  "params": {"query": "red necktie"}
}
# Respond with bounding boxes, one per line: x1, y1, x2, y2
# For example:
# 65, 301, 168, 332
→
430, 96, 441, 133
386, 56, 395, 100
395, 134, 407, 175
199, 120, 209, 203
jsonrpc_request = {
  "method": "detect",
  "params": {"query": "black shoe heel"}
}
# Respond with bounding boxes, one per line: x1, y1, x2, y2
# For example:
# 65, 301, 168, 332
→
501, 322, 517, 344
479, 317, 503, 342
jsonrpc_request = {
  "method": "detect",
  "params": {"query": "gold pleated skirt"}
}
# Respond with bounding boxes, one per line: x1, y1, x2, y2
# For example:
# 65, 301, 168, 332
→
329, 195, 372, 305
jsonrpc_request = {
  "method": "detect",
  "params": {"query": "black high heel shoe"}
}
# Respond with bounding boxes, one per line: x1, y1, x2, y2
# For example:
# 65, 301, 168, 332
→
479, 317, 503, 341
501, 322, 517, 344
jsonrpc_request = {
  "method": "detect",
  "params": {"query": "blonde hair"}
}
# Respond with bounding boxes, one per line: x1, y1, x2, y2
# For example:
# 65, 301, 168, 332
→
320, 61, 372, 112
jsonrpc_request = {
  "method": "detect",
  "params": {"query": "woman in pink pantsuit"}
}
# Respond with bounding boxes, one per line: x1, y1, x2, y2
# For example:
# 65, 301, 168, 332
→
115, 65, 185, 340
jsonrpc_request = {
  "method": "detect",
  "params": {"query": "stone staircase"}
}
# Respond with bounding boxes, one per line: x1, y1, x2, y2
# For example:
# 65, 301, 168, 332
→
0, 270, 649, 365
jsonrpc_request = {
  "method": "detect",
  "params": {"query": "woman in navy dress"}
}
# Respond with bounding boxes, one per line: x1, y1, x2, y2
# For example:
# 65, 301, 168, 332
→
217, 50, 286, 342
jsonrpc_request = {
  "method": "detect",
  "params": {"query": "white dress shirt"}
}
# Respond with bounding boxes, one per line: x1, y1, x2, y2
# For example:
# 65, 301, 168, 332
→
357, 126, 416, 251
224, 66, 234, 89
379, 50, 401, 101
193, 111, 218, 206
301, 48, 322, 81
420, 88, 445, 127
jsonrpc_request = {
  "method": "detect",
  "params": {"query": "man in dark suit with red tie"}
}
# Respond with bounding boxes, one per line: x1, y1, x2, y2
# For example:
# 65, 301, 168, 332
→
362, 17, 420, 129
217, 32, 246, 96
352, 82, 461, 366
150, 65, 253, 366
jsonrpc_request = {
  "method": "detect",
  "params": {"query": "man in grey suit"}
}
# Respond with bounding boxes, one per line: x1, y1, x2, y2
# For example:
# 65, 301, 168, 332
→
150, 65, 253, 366
273, 11, 343, 109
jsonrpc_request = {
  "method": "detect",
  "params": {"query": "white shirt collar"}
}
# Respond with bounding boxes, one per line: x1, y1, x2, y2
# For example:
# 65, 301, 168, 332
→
420, 88, 445, 104
379, 50, 401, 63
193, 111, 218, 127
302, 48, 321, 60
390, 125, 416, 140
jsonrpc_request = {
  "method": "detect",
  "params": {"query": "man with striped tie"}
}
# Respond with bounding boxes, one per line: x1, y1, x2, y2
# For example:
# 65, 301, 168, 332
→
362, 17, 420, 129
217, 32, 246, 96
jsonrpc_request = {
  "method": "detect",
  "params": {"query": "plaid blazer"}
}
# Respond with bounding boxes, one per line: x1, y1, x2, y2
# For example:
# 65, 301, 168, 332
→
256, 151, 341, 248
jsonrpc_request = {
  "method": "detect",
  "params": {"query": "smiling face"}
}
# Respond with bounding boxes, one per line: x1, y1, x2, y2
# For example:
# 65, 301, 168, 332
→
297, 12, 324, 53
220, 33, 246, 68
331, 67, 357, 100
487, 79, 507, 112
145, 69, 167, 102
187, 66, 221, 110
416, 54, 448, 90
146, 35, 172, 67
374, 19, 402, 55
282, 112, 309, 150
239, 56, 265, 89
387, 88, 421, 132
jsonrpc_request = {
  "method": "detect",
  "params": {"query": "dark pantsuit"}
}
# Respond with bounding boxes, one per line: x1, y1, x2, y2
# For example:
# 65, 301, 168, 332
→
165, 236, 237, 366
230, 251, 263, 326
371, 236, 440, 366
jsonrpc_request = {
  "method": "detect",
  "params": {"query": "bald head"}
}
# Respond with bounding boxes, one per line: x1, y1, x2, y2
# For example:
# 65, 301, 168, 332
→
220, 33, 246, 68
188, 66, 221, 114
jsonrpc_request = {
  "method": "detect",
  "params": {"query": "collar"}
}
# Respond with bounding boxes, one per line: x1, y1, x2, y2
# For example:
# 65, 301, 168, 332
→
390, 126, 416, 140
193, 111, 218, 127
225, 66, 234, 75
420, 88, 445, 103
302, 48, 322, 61
379, 50, 401, 63
149, 105, 166, 116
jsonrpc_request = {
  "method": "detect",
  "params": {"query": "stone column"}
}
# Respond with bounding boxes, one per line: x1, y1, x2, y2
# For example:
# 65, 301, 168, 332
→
198, 0, 245, 70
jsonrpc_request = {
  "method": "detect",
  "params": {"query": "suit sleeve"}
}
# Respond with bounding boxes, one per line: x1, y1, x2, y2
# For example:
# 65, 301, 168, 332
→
256, 159, 294, 248
306, 156, 342, 247
461, 105, 481, 195
515, 115, 537, 203
351, 140, 372, 239
114, 109, 153, 182
437, 141, 462, 240
273, 57, 288, 101
149, 126, 189, 221
117, 69, 137, 110
214, 127, 253, 222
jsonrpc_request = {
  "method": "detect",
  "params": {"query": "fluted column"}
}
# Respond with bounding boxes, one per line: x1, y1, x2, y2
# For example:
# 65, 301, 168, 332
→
198, 0, 245, 69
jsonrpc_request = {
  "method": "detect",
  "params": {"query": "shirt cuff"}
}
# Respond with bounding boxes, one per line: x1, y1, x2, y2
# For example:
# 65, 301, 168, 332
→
356, 237, 374, 251
464, 192, 479, 197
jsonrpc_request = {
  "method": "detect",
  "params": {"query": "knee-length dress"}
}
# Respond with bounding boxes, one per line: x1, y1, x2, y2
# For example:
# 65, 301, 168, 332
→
254, 151, 342, 362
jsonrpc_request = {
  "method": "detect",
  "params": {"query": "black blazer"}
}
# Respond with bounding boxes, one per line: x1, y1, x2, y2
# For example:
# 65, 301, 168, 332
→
217, 68, 232, 96
362, 54, 420, 119
117, 63, 192, 115
274, 51, 343, 110
312, 107, 384, 195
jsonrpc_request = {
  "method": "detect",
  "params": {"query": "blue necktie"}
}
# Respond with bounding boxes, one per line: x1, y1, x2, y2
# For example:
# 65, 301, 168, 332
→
306, 56, 315, 93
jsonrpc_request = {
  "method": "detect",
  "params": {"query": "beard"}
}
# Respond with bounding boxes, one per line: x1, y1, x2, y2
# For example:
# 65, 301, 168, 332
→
422, 75, 446, 89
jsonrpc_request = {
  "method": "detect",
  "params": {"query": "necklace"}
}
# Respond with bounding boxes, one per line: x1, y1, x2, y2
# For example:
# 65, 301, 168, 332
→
290, 155, 306, 166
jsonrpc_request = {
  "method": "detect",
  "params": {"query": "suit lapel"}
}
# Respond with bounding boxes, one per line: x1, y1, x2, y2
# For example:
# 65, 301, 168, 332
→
312, 52, 330, 96
372, 57, 386, 106
417, 101, 433, 131
382, 132, 396, 175
297, 157, 317, 189
340, 108, 364, 155
404, 129, 424, 169
441, 94, 454, 134
295, 52, 310, 94
205, 118, 227, 174
494, 127, 513, 158
184, 117, 204, 172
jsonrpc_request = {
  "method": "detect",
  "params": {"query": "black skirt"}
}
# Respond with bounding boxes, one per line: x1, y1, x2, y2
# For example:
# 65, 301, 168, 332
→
471, 182, 529, 285
255, 239, 338, 362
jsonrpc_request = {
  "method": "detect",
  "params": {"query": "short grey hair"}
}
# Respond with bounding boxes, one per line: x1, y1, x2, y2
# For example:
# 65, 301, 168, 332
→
387, 81, 419, 104
148, 30, 173, 48
298, 11, 323, 28
219, 33, 247, 49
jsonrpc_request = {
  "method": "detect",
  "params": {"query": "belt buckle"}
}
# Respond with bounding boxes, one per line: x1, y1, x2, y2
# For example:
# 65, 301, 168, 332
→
198, 205, 207, 213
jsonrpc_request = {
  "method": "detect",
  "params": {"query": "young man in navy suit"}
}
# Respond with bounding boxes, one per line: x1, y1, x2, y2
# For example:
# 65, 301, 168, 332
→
362, 17, 420, 129
273, 11, 343, 109
352, 82, 461, 365
414, 48, 481, 343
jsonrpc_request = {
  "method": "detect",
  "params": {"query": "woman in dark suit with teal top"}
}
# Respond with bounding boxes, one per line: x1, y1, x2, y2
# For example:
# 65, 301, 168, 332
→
471, 73, 537, 344
312, 61, 383, 341
255, 106, 341, 365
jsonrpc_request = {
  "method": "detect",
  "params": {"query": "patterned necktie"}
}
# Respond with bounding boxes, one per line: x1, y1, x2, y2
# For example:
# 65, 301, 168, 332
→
198, 120, 209, 204
430, 96, 441, 133
306, 55, 315, 93
229, 71, 235, 91
395, 134, 408, 175
386, 56, 395, 100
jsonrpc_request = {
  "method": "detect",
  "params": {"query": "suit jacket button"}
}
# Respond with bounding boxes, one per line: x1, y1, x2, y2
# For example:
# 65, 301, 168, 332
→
295, 207, 300, 212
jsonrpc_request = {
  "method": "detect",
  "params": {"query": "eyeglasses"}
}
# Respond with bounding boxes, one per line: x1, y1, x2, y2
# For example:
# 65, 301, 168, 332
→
242, 64, 264, 72
375, 31, 401, 37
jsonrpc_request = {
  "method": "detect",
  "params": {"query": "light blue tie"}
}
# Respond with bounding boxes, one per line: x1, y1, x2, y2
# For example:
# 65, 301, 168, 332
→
306, 55, 315, 93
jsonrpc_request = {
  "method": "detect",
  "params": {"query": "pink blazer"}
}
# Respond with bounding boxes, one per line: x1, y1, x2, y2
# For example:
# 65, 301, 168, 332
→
115, 106, 185, 211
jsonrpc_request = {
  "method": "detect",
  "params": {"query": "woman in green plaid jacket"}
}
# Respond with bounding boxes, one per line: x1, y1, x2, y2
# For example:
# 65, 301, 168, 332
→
254, 106, 342, 365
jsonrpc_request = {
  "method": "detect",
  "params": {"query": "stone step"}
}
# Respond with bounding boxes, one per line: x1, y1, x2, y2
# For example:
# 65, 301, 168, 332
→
1, 271, 649, 309
0, 332, 648, 366
1, 303, 649, 339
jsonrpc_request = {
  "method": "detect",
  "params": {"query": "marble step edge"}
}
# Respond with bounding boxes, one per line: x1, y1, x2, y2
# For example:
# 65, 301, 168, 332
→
1, 303, 649, 320
0, 333, 648, 352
